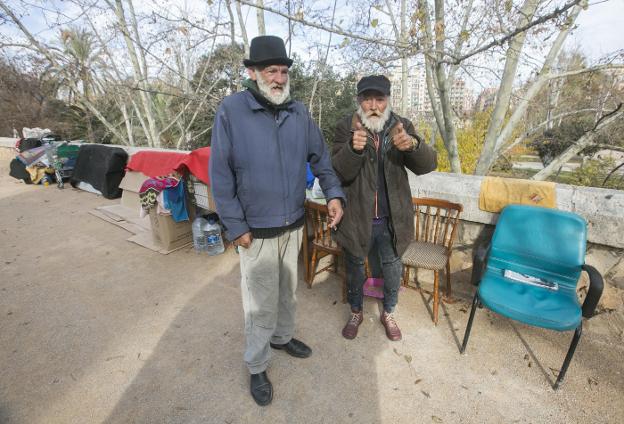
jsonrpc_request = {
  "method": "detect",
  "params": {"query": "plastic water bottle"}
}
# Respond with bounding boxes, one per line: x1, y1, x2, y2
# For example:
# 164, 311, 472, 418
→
203, 218, 225, 256
192, 216, 208, 253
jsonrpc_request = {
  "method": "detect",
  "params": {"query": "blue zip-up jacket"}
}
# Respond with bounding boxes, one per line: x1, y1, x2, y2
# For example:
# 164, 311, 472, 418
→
209, 90, 345, 241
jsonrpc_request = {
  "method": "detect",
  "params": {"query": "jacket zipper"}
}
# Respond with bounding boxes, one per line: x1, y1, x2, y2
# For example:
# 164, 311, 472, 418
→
274, 111, 289, 225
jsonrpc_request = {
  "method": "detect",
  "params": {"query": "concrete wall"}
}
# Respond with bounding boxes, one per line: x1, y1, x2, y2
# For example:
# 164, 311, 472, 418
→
409, 171, 624, 249
409, 172, 624, 290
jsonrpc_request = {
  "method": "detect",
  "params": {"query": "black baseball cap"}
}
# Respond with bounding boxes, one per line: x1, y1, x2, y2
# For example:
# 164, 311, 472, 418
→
357, 75, 391, 96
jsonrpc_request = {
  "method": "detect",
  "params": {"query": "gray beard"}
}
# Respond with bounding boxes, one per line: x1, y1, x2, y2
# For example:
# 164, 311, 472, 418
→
356, 104, 392, 133
255, 70, 290, 105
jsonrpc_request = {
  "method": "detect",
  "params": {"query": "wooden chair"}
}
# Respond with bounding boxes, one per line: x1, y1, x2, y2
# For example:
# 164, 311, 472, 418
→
402, 197, 463, 324
305, 200, 346, 303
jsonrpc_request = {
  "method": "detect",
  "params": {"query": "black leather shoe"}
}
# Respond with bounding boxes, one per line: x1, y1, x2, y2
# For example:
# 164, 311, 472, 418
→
270, 338, 312, 358
250, 371, 273, 406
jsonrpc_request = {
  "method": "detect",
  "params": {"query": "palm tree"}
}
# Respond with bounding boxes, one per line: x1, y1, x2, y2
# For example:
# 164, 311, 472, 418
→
59, 27, 99, 142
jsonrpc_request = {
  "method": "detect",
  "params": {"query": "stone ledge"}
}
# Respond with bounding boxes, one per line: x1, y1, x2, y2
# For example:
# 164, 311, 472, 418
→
409, 171, 624, 249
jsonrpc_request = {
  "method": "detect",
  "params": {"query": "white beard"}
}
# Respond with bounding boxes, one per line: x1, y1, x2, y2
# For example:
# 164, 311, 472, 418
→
255, 70, 290, 105
356, 103, 392, 133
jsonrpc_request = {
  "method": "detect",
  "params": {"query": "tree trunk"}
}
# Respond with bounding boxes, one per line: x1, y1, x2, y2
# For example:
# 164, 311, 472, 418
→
256, 0, 266, 35
400, 0, 408, 117
474, 0, 540, 175
477, 2, 585, 174
235, 1, 250, 57
434, 0, 461, 172
112, 0, 160, 147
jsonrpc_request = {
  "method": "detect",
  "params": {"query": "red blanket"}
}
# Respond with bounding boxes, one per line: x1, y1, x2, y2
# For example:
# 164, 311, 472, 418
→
126, 147, 210, 185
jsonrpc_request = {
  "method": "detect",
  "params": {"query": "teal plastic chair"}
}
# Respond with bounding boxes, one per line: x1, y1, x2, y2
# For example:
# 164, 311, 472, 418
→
460, 205, 603, 390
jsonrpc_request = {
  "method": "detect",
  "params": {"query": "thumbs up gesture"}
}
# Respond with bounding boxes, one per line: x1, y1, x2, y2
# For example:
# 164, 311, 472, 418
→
351, 122, 367, 152
392, 122, 416, 151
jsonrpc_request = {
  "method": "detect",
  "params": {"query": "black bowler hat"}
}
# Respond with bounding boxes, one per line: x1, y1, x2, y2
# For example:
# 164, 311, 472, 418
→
243, 35, 293, 68
357, 75, 391, 96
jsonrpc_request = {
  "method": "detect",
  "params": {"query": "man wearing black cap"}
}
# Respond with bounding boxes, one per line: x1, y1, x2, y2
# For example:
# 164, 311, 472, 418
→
331, 75, 437, 341
209, 35, 345, 406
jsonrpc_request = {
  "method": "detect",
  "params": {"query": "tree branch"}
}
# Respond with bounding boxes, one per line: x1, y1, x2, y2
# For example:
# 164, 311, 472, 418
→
237, 0, 412, 51
448, 0, 582, 65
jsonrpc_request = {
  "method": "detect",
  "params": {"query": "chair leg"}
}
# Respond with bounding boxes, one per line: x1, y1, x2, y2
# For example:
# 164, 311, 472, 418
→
433, 270, 440, 325
445, 261, 452, 299
553, 323, 583, 390
402, 266, 409, 287
308, 247, 318, 288
460, 291, 480, 354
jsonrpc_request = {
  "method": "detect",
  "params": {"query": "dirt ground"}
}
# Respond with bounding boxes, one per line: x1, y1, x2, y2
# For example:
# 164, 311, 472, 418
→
1, 154, 623, 424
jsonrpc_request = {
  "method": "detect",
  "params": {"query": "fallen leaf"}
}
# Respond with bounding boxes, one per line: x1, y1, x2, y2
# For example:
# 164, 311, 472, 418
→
414, 379, 422, 385
105, 355, 124, 362
404, 354, 412, 364
432, 416, 443, 423
421, 390, 430, 398
549, 367, 560, 377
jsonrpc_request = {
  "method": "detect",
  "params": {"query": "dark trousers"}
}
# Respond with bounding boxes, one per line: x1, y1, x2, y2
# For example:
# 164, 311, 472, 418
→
344, 219, 403, 313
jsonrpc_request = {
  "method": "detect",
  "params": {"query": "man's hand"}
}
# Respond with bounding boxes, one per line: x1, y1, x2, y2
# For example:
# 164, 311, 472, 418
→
234, 232, 253, 249
351, 122, 367, 152
327, 198, 344, 230
392, 122, 417, 152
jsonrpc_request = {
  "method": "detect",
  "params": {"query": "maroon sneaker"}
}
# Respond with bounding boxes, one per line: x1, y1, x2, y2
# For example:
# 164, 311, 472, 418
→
342, 310, 364, 339
380, 311, 402, 341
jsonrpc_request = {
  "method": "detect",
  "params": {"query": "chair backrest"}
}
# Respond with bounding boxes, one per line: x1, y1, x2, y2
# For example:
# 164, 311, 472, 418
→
412, 197, 463, 250
489, 205, 587, 288
305, 200, 339, 249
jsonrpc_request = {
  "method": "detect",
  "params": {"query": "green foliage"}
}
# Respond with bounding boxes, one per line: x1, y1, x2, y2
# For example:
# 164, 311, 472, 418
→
431, 110, 490, 173
556, 158, 624, 190
184, 43, 245, 149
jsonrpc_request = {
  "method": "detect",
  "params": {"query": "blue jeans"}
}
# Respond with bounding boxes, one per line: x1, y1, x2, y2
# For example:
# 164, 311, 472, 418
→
344, 219, 403, 313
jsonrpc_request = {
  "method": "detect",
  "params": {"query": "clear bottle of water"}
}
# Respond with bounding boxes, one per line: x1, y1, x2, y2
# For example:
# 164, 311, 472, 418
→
203, 217, 225, 256
192, 216, 209, 253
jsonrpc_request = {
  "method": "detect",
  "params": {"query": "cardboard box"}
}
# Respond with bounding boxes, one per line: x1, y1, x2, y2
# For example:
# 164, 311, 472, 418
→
119, 171, 148, 210
190, 178, 216, 212
149, 209, 194, 251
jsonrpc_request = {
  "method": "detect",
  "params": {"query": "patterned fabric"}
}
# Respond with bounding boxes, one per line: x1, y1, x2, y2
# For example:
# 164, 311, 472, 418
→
139, 177, 179, 212
401, 241, 448, 270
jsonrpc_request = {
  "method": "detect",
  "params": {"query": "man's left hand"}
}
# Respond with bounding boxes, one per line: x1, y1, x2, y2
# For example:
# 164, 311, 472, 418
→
327, 198, 344, 230
392, 122, 417, 152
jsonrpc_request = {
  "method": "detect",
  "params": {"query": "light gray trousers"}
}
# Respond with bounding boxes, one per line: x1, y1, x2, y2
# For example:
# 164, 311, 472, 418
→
239, 227, 302, 374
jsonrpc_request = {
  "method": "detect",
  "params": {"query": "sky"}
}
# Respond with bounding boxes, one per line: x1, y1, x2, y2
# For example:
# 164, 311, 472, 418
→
568, 0, 624, 61
2, 0, 623, 92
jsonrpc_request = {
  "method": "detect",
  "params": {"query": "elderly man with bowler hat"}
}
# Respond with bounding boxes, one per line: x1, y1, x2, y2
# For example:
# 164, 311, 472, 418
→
331, 75, 437, 341
209, 35, 345, 406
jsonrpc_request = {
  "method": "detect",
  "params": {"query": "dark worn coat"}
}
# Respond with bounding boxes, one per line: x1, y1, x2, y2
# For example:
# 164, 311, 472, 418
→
331, 112, 437, 258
